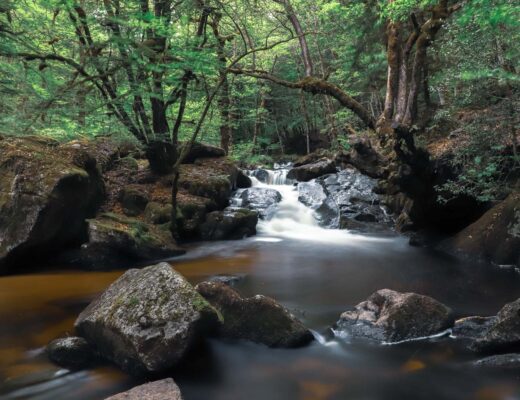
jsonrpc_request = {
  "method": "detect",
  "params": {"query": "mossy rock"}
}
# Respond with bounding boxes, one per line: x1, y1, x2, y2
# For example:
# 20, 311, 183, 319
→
144, 202, 173, 224
119, 185, 150, 216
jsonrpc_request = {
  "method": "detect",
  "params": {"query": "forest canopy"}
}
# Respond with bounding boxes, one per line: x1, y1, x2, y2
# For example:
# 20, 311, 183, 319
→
0, 0, 518, 199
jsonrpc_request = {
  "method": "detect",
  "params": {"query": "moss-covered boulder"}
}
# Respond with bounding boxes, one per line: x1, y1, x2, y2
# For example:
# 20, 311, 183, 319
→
75, 263, 220, 375
200, 207, 258, 240
442, 192, 520, 266
144, 202, 172, 225
79, 213, 184, 268
180, 141, 226, 164
119, 185, 150, 216
196, 281, 314, 348
0, 136, 105, 273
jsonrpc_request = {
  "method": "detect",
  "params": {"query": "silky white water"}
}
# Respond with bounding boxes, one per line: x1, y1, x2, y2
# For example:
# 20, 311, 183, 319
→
252, 168, 392, 245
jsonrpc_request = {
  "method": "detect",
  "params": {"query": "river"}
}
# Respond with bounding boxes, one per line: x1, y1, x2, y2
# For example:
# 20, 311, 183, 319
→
0, 168, 519, 400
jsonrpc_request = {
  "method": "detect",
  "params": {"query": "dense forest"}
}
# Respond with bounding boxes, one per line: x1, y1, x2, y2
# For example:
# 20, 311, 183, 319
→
0, 0, 519, 399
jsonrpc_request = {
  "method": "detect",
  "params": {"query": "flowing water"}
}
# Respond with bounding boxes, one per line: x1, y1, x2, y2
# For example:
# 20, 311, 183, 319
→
1, 168, 519, 400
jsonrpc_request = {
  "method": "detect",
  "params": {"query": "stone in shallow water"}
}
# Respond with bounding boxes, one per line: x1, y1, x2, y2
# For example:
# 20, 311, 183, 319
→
196, 281, 314, 348
471, 298, 520, 353
335, 289, 454, 343
240, 188, 282, 219
472, 353, 520, 369
46, 336, 97, 370
452, 316, 497, 340
105, 378, 183, 400
75, 263, 220, 375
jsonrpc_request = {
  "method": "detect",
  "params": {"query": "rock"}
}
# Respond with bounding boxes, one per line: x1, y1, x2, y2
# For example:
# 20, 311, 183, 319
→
442, 192, 520, 266
200, 207, 258, 240
293, 150, 333, 167
105, 378, 183, 400
317, 169, 392, 231
181, 142, 226, 164
240, 188, 282, 219
144, 202, 172, 225
120, 185, 150, 216
46, 337, 97, 370
196, 281, 313, 348
472, 298, 520, 353
335, 138, 387, 179
287, 159, 336, 182
0, 136, 105, 273
207, 274, 246, 286
80, 213, 184, 268
236, 170, 252, 188
75, 263, 220, 375
249, 169, 270, 183
473, 353, 520, 369
179, 174, 233, 210
297, 181, 338, 227
117, 156, 139, 173
176, 196, 212, 239
335, 289, 454, 343
452, 316, 497, 340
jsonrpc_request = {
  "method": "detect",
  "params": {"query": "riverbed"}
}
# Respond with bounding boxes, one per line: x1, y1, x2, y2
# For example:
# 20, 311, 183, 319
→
1, 171, 519, 400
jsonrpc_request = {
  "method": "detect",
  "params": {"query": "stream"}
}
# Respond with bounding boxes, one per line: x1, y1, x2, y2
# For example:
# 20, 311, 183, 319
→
1, 167, 519, 400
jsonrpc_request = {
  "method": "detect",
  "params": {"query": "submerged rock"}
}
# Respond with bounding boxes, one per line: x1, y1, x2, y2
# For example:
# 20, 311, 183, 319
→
75, 263, 220, 375
335, 289, 454, 343
249, 168, 270, 183
473, 353, 520, 369
46, 337, 97, 370
0, 136, 105, 273
196, 281, 313, 348
287, 159, 336, 182
207, 274, 246, 286
442, 192, 520, 266
200, 207, 258, 240
240, 188, 282, 219
471, 298, 520, 353
105, 378, 183, 400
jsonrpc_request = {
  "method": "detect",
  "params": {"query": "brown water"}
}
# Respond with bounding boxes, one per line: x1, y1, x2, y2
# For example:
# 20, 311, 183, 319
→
1, 235, 519, 400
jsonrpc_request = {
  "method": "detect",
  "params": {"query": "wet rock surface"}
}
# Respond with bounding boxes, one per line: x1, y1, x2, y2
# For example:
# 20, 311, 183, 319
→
335, 289, 454, 343
196, 281, 314, 348
75, 263, 220, 375
471, 298, 520, 353
46, 336, 98, 370
239, 188, 282, 219
452, 316, 497, 340
472, 353, 520, 369
105, 378, 183, 400
200, 207, 258, 240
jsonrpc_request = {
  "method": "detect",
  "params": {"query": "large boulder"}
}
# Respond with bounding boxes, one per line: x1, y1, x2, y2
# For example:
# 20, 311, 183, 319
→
0, 136, 105, 273
120, 185, 150, 216
196, 281, 314, 348
297, 181, 338, 227
180, 141, 226, 164
335, 289, 454, 343
239, 187, 282, 219
472, 298, 520, 353
200, 207, 258, 240
287, 159, 336, 182
442, 192, 520, 266
46, 336, 98, 370
76, 213, 184, 269
316, 169, 392, 231
105, 378, 183, 400
75, 263, 220, 375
